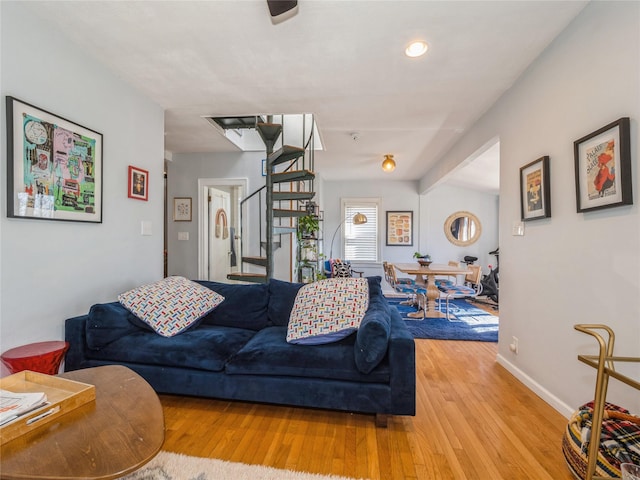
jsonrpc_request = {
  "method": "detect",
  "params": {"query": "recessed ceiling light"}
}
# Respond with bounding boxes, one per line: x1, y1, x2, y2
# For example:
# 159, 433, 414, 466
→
405, 41, 428, 58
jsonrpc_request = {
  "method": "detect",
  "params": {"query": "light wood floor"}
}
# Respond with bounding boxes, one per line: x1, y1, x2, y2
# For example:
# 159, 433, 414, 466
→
159, 337, 574, 480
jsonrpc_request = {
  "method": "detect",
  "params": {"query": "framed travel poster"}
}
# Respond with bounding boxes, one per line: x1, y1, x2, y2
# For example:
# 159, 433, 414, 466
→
386, 211, 413, 246
6, 96, 103, 223
574, 117, 632, 213
520, 156, 551, 221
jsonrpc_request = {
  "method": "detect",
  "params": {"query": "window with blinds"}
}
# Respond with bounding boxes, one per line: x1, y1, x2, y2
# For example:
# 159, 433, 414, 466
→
342, 200, 379, 262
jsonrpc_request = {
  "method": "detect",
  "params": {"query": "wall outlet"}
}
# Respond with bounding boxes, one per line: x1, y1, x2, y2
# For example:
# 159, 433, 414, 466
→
509, 336, 519, 354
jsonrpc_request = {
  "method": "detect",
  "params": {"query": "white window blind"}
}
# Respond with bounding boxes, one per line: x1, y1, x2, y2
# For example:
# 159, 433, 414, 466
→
343, 201, 379, 262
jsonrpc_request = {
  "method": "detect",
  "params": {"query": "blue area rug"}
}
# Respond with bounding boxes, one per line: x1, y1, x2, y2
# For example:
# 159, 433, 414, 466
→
385, 297, 499, 342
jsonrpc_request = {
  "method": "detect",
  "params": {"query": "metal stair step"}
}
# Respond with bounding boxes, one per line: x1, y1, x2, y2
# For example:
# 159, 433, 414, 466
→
274, 209, 308, 218
273, 226, 297, 235
269, 145, 305, 166
256, 122, 282, 144
242, 256, 268, 267
261, 241, 281, 250
227, 272, 268, 284
272, 191, 315, 201
272, 170, 315, 183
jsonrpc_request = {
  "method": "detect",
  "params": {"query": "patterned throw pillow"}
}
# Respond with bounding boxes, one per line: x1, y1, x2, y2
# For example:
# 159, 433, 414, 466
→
331, 259, 353, 278
118, 276, 225, 337
286, 278, 369, 345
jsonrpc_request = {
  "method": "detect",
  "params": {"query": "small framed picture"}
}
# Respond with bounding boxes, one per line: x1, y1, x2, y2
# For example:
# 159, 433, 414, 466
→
386, 211, 413, 246
128, 166, 148, 201
574, 117, 632, 213
173, 197, 192, 221
519, 156, 551, 221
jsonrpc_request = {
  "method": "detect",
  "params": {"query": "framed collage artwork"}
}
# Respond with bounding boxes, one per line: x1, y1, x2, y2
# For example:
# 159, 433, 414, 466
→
6, 96, 103, 223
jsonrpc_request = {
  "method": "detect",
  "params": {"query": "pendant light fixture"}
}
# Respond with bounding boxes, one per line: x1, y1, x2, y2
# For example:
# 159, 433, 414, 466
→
382, 154, 396, 173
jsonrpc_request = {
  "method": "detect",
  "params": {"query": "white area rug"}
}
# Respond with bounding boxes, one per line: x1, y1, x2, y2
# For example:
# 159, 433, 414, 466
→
119, 451, 365, 480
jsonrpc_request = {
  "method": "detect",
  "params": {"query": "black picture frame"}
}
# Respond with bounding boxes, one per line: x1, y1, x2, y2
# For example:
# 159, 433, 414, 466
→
574, 117, 632, 213
386, 211, 413, 246
520, 156, 551, 221
6, 96, 103, 223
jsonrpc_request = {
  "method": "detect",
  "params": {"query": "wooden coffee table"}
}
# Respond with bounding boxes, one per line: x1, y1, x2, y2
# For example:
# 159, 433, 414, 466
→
0, 365, 164, 480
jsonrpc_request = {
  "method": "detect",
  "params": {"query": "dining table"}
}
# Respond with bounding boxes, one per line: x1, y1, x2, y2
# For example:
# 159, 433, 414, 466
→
394, 263, 471, 318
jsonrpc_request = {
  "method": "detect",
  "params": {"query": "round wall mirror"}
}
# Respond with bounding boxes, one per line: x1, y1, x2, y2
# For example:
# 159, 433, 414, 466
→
444, 211, 482, 246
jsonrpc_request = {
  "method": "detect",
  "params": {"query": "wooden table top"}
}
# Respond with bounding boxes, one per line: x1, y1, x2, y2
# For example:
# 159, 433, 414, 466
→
394, 263, 471, 276
1, 365, 165, 480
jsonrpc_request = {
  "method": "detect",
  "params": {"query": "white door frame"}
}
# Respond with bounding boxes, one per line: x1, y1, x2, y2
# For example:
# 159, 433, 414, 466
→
198, 177, 248, 280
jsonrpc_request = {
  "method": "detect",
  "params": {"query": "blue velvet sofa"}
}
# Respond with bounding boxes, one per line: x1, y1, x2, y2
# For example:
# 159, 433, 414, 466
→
64, 276, 415, 425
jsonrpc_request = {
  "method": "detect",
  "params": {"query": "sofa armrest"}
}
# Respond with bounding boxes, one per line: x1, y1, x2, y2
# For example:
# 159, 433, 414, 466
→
65, 315, 89, 372
387, 308, 416, 415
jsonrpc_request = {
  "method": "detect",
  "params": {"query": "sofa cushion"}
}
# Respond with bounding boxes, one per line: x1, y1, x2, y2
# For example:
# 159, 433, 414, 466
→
225, 326, 389, 383
86, 302, 143, 350
86, 325, 256, 372
195, 281, 269, 330
331, 259, 353, 278
286, 278, 369, 345
267, 278, 304, 326
354, 281, 391, 374
118, 276, 224, 337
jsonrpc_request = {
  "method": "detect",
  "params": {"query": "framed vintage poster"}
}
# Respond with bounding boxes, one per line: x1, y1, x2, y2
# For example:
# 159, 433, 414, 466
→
386, 211, 413, 246
173, 197, 192, 221
574, 117, 632, 213
6, 96, 103, 222
520, 156, 551, 221
128, 166, 148, 201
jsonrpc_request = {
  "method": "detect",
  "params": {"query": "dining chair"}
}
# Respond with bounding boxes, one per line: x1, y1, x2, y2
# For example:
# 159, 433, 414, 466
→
437, 264, 483, 320
435, 260, 461, 288
386, 264, 427, 318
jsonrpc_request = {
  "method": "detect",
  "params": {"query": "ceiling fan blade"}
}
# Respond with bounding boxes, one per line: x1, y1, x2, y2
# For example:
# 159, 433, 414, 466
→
267, 0, 298, 18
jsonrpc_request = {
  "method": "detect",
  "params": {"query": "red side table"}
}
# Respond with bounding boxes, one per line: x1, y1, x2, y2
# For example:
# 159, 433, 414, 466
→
1, 341, 70, 375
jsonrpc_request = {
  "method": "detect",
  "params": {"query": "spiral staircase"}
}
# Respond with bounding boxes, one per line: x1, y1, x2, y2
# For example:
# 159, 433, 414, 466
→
225, 116, 317, 284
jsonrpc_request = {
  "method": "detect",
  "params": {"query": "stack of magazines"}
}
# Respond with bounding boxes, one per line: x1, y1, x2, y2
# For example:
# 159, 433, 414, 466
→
0, 389, 48, 426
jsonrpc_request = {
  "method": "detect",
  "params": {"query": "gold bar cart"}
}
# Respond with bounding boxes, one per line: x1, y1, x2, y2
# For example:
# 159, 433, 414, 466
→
574, 324, 640, 480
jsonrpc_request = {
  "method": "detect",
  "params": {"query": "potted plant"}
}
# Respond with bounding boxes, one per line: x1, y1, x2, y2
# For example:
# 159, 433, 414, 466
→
297, 214, 319, 240
413, 251, 432, 266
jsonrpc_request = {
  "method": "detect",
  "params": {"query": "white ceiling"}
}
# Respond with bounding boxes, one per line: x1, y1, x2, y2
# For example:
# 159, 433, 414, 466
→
24, 1, 587, 191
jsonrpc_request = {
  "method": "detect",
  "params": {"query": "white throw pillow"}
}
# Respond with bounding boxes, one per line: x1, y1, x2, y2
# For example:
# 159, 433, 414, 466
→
286, 278, 369, 345
118, 276, 224, 337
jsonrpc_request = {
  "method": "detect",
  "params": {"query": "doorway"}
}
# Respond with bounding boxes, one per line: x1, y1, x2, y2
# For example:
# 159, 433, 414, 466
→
198, 178, 247, 281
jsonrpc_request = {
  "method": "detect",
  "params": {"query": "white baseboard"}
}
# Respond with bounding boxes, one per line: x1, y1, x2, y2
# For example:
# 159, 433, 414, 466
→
496, 354, 575, 419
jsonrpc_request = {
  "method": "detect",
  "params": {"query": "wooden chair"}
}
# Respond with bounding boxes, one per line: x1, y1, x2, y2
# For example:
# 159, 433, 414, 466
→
437, 265, 483, 320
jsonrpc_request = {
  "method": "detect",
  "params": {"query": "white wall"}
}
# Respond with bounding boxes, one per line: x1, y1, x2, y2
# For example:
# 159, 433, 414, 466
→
0, 3, 165, 374
422, 1, 640, 414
